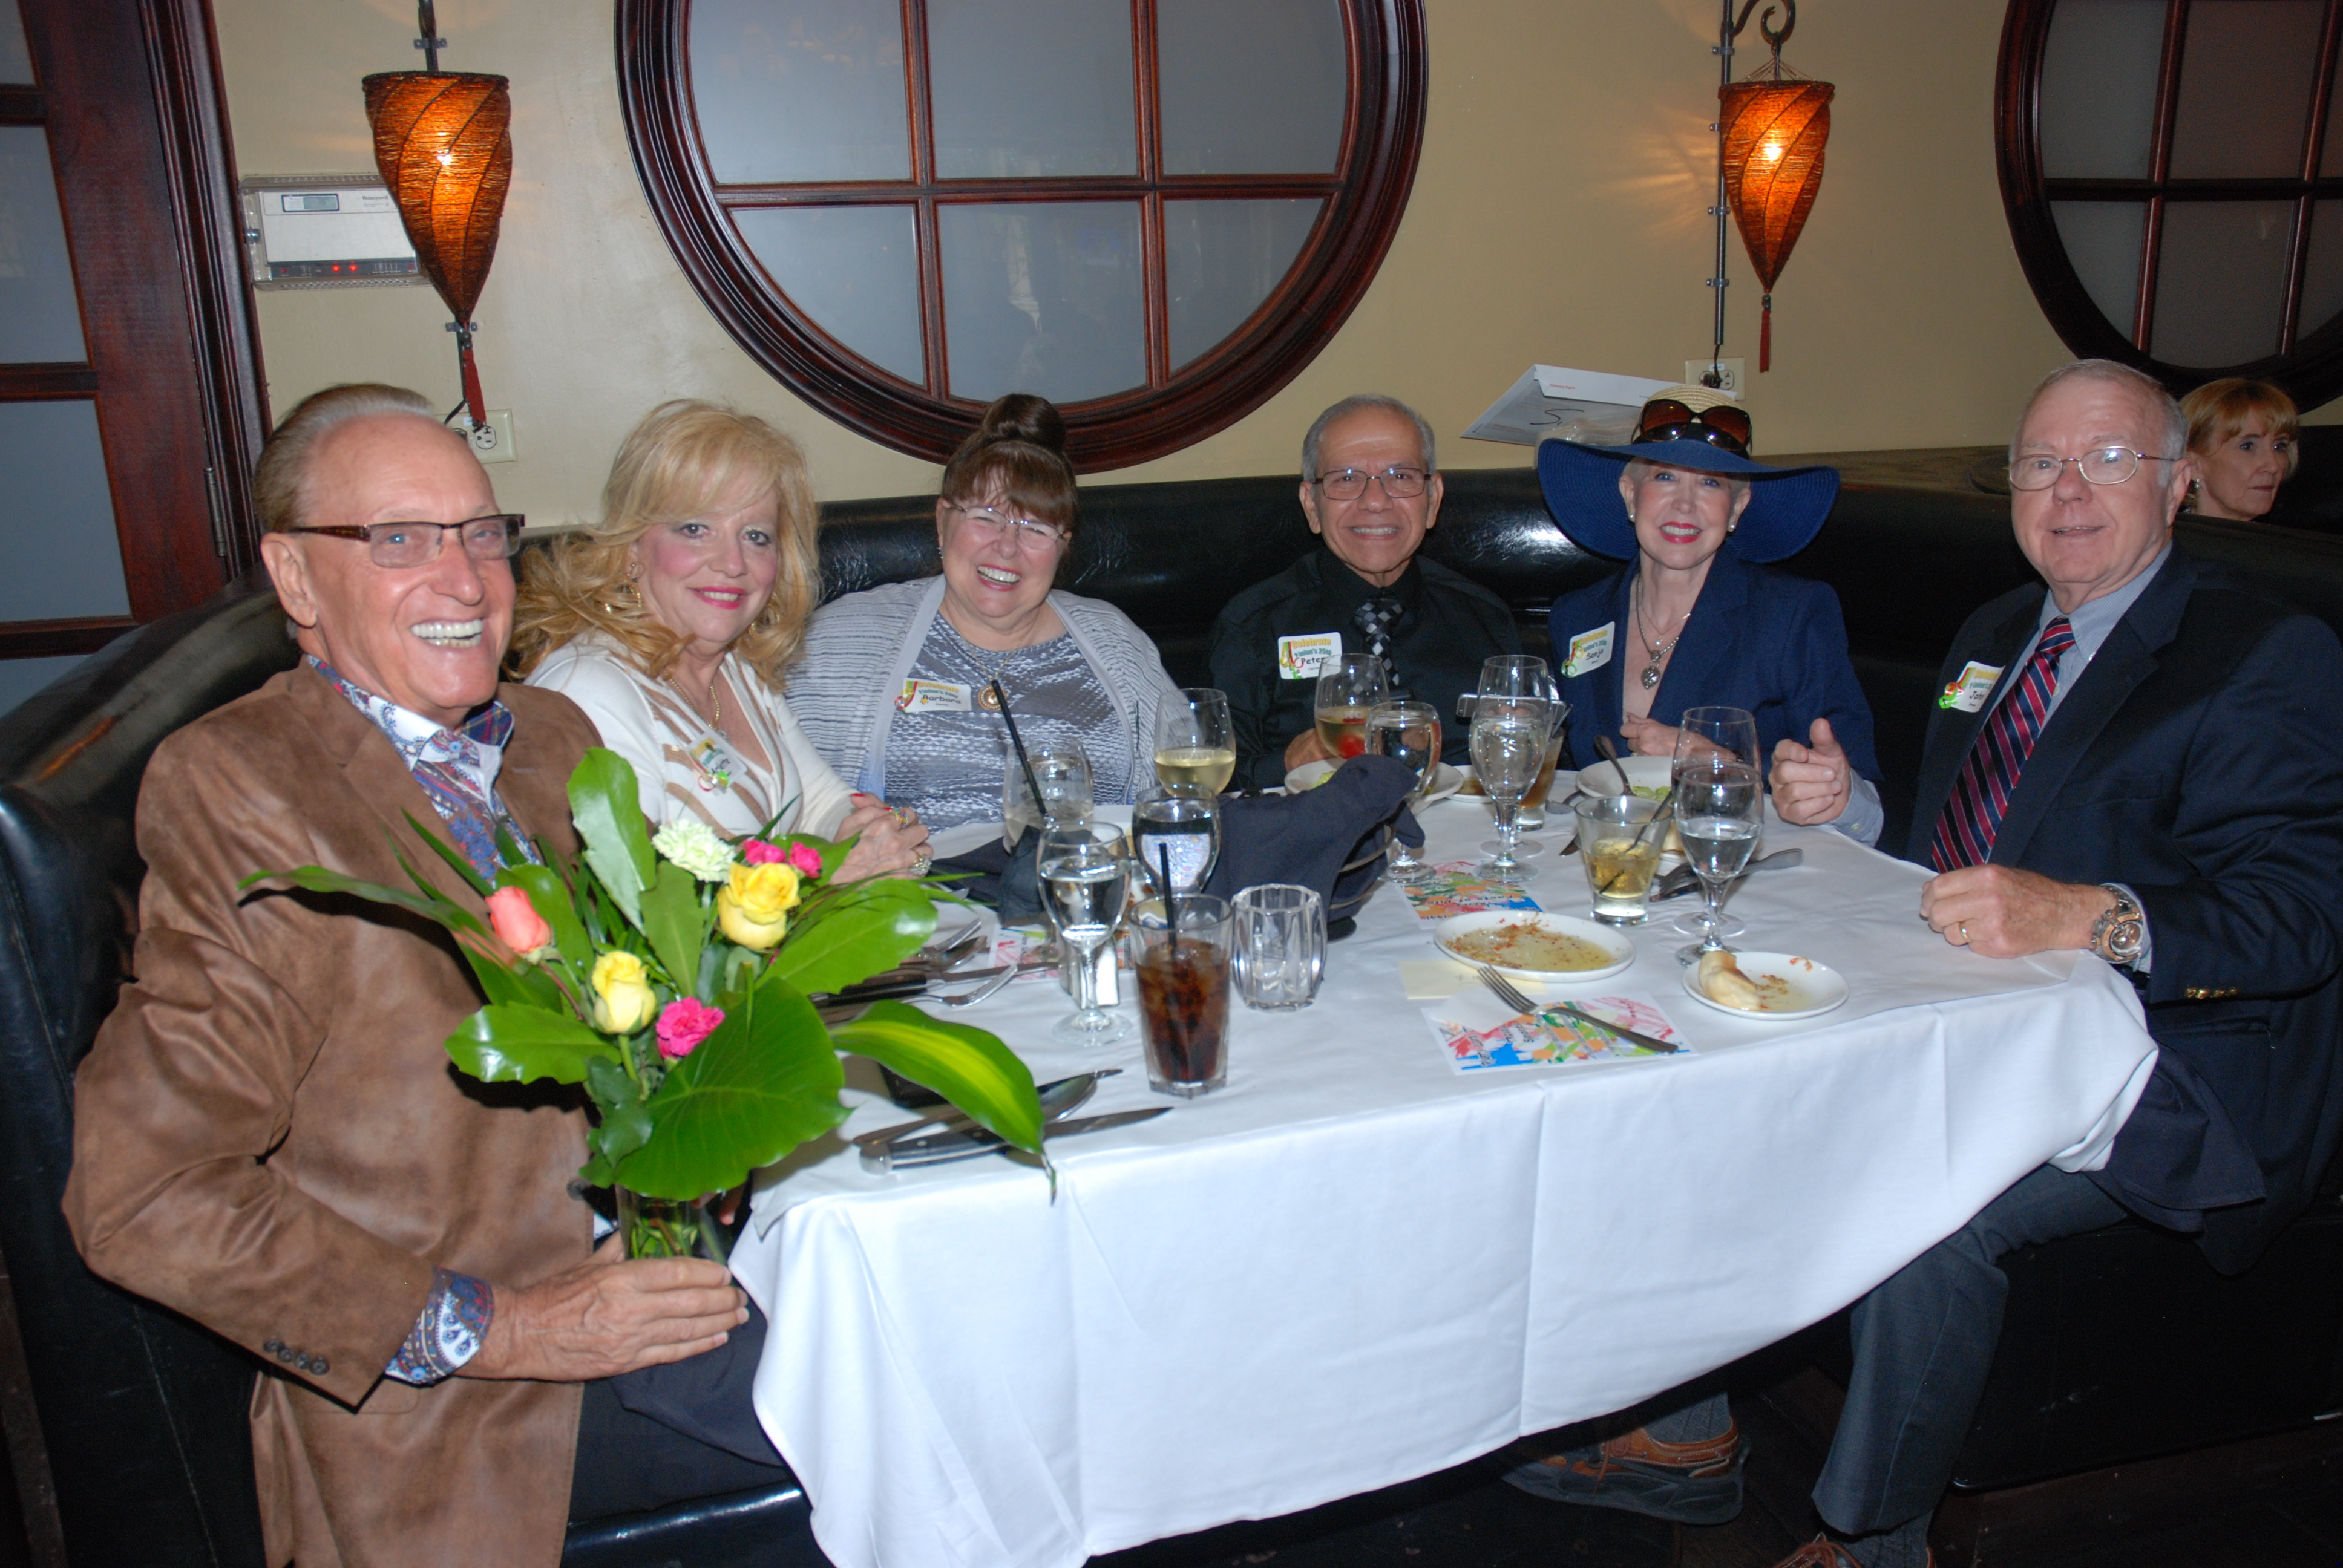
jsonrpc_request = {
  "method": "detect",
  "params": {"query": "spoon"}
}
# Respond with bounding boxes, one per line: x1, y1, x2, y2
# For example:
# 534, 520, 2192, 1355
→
1592, 734, 1633, 796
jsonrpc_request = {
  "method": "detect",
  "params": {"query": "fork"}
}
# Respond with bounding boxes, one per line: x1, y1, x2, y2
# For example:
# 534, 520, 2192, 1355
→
1474, 964, 1679, 1054
932, 964, 1020, 1008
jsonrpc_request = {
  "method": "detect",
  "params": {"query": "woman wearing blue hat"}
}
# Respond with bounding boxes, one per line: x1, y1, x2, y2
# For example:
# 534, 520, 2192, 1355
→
1538, 389, 1883, 844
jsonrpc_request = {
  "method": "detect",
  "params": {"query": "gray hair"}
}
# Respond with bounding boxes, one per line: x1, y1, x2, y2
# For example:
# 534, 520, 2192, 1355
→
1302, 394, 1437, 483
2010, 359, 2187, 466
253, 383, 442, 534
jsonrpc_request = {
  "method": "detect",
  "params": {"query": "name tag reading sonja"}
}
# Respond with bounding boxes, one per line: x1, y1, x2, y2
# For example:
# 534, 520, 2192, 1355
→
896, 679, 974, 713
1277, 632, 1342, 680
1564, 622, 1614, 679
1939, 661, 2004, 713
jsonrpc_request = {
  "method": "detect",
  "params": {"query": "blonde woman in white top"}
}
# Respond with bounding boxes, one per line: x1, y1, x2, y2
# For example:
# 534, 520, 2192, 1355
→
511, 400, 929, 880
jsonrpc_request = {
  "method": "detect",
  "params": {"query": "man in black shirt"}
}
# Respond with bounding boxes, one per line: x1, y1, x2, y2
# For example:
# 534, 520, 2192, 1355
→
1210, 394, 1521, 790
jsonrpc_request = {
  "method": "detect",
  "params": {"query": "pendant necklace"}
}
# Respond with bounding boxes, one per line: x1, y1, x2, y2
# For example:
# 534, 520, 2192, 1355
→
952, 627, 1010, 712
678, 668, 735, 793
1633, 576, 1689, 691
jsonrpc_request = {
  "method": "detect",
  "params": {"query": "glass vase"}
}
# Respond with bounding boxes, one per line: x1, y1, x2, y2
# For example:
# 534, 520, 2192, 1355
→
618, 1188, 726, 1261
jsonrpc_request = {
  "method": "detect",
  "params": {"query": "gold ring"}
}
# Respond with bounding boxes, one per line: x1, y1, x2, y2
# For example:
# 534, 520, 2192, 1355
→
1959, 922, 1969, 944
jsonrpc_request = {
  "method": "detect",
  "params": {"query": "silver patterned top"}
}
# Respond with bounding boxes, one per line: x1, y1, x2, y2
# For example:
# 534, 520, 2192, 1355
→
886, 618, 1133, 829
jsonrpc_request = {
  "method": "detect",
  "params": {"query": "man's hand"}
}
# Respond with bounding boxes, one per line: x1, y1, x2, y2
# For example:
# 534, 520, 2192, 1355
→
1283, 728, 1337, 772
1920, 865, 2114, 959
1618, 714, 1683, 757
460, 1233, 747, 1383
1771, 717, 1851, 826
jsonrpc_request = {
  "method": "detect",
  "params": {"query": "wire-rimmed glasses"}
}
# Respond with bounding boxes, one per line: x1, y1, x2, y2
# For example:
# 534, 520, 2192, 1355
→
1671, 706, 1763, 966
291, 514, 525, 569
1037, 823, 1135, 1048
2006, 448, 2180, 490
1312, 466, 1430, 501
950, 503, 1067, 551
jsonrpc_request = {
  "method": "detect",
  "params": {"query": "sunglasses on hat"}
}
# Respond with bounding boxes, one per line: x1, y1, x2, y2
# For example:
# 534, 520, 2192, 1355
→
1631, 398, 1751, 456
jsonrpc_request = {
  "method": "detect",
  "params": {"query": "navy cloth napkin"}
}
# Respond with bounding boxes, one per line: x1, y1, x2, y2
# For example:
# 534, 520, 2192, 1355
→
1204, 754, 1423, 909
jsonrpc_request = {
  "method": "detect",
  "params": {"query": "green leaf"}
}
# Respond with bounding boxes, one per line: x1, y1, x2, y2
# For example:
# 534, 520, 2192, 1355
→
615, 977, 848, 1199
768, 878, 937, 995
495, 863, 594, 975
241, 863, 479, 936
446, 1005, 621, 1085
405, 809, 492, 898
459, 944, 563, 1011
585, 1056, 656, 1168
830, 1001, 1044, 1157
640, 861, 704, 995
569, 748, 656, 928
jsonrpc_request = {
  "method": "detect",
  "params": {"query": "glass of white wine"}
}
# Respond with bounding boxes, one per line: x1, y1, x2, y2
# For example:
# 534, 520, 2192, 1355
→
1154, 688, 1236, 796
1038, 823, 1136, 1047
1312, 652, 1389, 765
1368, 699, 1441, 882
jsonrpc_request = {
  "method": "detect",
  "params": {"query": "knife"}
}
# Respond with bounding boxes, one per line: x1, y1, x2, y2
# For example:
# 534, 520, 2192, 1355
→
1545, 1000, 1681, 1055
866, 1106, 1171, 1172
854, 1070, 1108, 1154
1652, 848, 1804, 901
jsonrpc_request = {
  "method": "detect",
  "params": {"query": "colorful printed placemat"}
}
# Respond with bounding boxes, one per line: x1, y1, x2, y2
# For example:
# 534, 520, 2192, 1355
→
1425, 990, 1688, 1072
1399, 861, 1543, 920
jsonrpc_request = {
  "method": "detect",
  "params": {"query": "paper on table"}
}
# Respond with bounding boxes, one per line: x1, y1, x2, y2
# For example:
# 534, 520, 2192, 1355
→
1427, 990, 1688, 1071
1401, 861, 1542, 920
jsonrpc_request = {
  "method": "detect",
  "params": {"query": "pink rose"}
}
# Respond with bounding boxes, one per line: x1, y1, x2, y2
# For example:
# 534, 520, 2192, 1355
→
742, 838, 787, 866
655, 998, 725, 1060
786, 841, 823, 877
485, 886, 554, 960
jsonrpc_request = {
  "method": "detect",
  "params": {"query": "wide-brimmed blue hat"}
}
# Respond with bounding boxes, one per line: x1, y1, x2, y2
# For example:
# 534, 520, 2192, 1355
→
1535, 387, 1840, 564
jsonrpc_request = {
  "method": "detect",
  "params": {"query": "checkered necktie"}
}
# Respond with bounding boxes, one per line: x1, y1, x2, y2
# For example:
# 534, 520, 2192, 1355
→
1354, 596, 1404, 681
1927, 617, 2073, 872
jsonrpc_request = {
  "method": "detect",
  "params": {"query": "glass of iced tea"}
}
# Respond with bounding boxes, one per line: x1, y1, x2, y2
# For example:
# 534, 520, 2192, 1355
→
1575, 794, 1663, 924
1131, 895, 1234, 1096
1312, 652, 1389, 763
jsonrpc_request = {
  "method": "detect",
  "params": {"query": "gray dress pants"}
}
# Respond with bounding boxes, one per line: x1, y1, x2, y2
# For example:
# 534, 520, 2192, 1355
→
1812, 1164, 2129, 1534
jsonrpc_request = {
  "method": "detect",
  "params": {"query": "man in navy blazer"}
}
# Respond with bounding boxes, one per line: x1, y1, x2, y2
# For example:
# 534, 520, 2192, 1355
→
1761, 359, 2343, 1568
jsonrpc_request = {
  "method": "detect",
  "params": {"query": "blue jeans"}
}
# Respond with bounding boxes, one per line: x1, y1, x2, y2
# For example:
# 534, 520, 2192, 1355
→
1812, 1165, 2128, 1534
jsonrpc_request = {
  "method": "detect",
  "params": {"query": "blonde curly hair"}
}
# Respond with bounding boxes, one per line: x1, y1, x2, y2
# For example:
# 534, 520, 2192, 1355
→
508, 400, 821, 688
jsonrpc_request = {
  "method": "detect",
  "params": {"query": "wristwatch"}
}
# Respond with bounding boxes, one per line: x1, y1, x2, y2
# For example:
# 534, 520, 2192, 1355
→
2090, 884, 2146, 964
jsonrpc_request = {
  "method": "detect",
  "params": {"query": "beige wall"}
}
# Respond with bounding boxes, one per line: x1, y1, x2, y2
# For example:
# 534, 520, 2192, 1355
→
214, 1, 2199, 529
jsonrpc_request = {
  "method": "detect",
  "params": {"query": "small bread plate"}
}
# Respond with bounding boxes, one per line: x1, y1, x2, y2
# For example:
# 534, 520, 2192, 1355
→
1420, 762, 1466, 805
1680, 952, 1849, 1021
1435, 910, 1636, 984
1286, 758, 1466, 803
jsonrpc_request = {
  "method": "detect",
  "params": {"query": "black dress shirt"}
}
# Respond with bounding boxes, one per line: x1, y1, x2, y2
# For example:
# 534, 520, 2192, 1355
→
1208, 552, 1522, 791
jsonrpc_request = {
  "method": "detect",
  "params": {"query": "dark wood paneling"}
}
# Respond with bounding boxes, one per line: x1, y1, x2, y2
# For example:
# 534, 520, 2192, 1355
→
615, 0, 1427, 471
0, 370, 99, 399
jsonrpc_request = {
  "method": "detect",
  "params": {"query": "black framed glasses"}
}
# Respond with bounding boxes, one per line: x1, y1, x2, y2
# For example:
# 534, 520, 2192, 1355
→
1314, 466, 1429, 500
292, 514, 526, 569
2007, 449, 2178, 491
1631, 398, 1752, 456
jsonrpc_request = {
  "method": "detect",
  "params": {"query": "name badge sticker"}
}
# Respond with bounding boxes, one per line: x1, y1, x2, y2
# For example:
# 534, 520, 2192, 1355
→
685, 733, 740, 794
1277, 632, 1343, 680
1939, 661, 2004, 713
896, 678, 974, 713
1564, 622, 1615, 679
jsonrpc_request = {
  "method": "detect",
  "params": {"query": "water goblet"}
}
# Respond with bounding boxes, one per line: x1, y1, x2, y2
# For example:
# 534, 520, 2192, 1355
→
1037, 823, 1135, 1047
1368, 699, 1441, 882
1671, 706, 1764, 965
1003, 743, 1092, 851
1470, 695, 1550, 884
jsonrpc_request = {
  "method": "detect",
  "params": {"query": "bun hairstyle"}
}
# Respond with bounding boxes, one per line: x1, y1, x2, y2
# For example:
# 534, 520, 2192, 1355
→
938, 393, 1079, 537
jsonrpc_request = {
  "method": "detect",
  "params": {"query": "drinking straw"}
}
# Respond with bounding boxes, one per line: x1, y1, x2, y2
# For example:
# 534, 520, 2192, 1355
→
990, 678, 1046, 824
1161, 844, 1180, 956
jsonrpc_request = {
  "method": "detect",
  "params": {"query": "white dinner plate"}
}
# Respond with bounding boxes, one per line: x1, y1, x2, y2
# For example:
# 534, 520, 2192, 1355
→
1419, 762, 1466, 805
1283, 759, 1338, 792
1434, 910, 1636, 984
1679, 951, 1849, 1020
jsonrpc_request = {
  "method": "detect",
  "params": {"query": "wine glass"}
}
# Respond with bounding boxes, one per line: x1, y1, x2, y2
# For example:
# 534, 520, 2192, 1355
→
1671, 706, 1763, 965
1037, 823, 1135, 1047
1368, 699, 1441, 882
1312, 652, 1389, 766
1003, 743, 1092, 851
1472, 656, 1556, 858
1132, 786, 1222, 896
1470, 694, 1551, 884
1153, 688, 1235, 797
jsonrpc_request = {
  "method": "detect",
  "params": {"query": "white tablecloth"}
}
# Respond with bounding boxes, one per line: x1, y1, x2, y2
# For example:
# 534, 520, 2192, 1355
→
733, 796, 2158, 1568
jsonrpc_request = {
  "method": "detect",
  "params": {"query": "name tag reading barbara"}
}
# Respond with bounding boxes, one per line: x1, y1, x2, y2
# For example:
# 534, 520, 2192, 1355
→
1277, 632, 1342, 680
896, 679, 974, 713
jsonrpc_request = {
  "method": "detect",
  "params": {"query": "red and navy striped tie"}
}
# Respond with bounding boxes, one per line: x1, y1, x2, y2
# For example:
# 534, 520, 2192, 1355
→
1927, 617, 2074, 872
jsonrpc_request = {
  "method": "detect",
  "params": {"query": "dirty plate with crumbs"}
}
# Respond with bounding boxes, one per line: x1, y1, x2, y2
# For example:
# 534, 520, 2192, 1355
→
1434, 911, 1635, 984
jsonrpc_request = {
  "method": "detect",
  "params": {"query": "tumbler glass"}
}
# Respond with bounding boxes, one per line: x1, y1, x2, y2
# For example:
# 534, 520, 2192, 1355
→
1132, 895, 1234, 1096
1230, 883, 1326, 1011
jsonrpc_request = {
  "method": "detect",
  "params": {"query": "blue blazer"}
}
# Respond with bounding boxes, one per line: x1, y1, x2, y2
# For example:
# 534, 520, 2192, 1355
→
1909, 547, 2343, 1273
1545, 551, 1881, 781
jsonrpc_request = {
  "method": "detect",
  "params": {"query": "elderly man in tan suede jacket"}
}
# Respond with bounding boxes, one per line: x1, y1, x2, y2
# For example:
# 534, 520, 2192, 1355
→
62, 385, 789, 1567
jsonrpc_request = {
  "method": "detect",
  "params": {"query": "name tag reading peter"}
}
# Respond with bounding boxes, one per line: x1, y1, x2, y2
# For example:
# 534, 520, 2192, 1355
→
1939, 661, 2004, 713
1277, 632, 1342, 680
897, 679, 974, 713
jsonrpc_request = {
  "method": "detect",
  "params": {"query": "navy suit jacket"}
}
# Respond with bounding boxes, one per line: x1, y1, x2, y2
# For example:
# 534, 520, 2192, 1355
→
1547, 551, 1881, 781
1909, 546, 2343, 1272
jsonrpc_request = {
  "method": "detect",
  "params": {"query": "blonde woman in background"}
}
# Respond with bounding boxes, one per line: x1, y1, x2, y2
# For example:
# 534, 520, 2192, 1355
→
2181, 377, 2299, 523
511, 399, 931, 880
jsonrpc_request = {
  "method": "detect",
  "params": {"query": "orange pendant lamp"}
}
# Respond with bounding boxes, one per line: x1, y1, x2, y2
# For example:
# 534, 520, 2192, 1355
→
362, 2, 511, 426
1717, 7, 1832, 373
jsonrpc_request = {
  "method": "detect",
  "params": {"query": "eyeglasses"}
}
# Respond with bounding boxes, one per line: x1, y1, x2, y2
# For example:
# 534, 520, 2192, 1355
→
1313, 466, 1430, 501
290, 514, 525, 569
2007, 448, 2179, 491
952, 504, 1067, 551
1631, 398, 1752, 456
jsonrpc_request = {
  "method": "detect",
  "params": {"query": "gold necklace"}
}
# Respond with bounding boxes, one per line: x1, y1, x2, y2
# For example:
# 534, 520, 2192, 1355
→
1633, 575, 1690, 691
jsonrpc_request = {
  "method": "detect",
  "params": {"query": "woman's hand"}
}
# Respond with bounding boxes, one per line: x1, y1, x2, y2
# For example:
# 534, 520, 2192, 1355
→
1770, 717, 1850, 825
834, 795, 931, 881
1618, 714, 1683, 757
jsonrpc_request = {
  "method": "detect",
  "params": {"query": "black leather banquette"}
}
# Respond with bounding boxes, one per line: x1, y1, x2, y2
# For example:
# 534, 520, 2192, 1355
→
2, 459, 2342, 1564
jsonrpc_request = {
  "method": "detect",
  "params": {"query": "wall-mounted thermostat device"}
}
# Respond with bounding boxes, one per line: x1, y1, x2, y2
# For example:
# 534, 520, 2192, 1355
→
240, 175, 421, 290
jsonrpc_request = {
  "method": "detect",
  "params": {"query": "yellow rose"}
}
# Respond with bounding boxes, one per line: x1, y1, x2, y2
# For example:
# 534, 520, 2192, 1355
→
590, 950, 658, 1034
717, 862, 801, 951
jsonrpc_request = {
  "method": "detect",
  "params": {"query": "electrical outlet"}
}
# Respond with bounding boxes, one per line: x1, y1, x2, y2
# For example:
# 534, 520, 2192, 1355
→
1685, 359, 1746, 398
465, 408, 517, 464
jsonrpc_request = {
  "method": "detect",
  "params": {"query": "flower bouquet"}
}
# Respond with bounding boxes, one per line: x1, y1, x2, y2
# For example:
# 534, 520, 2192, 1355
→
243, 748, 1043, 1258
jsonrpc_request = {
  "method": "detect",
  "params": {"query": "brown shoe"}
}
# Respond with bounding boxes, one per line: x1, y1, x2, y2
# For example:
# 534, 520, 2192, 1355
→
1500, 1420, 1745, 1524
1771, 1535, 1936, 1568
